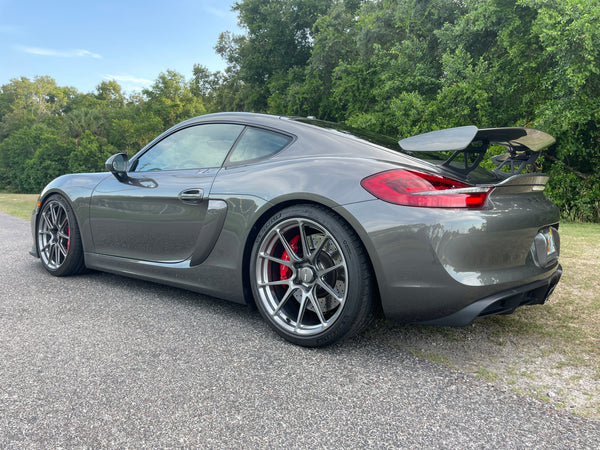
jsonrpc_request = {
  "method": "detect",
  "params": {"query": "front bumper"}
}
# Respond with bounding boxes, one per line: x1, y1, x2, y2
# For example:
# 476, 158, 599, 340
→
29, 206, 39, 258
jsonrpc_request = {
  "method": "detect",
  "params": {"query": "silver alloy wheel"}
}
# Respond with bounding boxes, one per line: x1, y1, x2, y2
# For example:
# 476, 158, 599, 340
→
37, 200, 71, 270
255, 217, 348, 336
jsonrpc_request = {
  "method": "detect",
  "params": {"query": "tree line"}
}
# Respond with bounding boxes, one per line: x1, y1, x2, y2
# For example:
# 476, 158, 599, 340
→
1, 0, 598, 221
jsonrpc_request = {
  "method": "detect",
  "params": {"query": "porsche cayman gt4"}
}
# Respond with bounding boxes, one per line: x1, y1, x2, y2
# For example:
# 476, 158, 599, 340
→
30, 113, 562, 347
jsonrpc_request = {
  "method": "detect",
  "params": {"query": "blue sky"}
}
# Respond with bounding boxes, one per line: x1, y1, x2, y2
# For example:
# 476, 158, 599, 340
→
0, 0, 242, 94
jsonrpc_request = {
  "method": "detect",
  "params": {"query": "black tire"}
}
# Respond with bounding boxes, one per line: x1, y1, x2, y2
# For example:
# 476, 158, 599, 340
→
36, 194, 86, 276
250, 204, 375, 347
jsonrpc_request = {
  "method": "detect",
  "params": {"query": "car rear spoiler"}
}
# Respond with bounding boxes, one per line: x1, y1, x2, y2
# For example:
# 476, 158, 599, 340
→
399, 126, 556, 177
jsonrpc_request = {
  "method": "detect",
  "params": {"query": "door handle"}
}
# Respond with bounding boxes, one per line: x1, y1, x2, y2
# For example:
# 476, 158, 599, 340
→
179, 188, 204, 203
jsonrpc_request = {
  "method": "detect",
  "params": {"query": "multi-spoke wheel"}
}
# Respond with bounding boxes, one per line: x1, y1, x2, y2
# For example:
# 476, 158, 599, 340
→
250, 205, 375, 347
36, 194, 85, 276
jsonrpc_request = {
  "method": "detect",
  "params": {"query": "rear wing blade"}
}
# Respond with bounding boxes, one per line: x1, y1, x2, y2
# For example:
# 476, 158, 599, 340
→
399, 127, 555, 176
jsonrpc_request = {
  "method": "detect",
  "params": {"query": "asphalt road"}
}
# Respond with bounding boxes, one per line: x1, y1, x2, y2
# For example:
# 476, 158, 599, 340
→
1, 211, 599, 448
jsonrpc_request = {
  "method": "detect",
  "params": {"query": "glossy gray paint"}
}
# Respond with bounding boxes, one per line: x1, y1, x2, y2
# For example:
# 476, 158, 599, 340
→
31, 112, 562, 324
89, 168, 218, 262
398, 126, 556, 153
399, 126, 479, 152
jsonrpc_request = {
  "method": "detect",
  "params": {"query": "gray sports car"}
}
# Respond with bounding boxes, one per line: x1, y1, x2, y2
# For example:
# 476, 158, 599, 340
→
30, 112, 562, 347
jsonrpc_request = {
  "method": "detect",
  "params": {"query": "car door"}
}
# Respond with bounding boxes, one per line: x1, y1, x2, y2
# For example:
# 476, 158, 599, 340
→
89, 123, 244, 262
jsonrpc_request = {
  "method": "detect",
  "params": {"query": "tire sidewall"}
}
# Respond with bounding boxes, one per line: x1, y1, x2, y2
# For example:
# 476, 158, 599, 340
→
37, 194, 84, 277
250, 205, 366, 347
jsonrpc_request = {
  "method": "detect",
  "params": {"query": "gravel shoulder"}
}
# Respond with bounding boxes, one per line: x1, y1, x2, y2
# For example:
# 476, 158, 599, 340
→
1, 211, 599, 447
365, 223, 600, 420
368, 315, 600, 419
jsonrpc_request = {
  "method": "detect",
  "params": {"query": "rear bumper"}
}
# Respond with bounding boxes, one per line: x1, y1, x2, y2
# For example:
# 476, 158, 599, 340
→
338, 196, 562, 325
419, 264, 562, 326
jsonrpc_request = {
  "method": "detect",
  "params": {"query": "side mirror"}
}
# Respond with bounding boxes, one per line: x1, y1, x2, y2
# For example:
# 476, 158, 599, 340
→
105, 153, 129, 181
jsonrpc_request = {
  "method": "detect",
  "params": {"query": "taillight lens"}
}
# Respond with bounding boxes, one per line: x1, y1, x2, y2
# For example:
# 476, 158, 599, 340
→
361, 169, 493, 208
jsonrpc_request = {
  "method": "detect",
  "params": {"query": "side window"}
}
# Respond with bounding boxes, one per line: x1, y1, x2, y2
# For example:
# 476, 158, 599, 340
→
228, 127, 292, 164
135, 123, 244, 172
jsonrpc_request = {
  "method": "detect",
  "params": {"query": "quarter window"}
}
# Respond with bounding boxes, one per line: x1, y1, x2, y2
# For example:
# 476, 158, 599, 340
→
135, 124, 244, 172
228, 127, 292, 163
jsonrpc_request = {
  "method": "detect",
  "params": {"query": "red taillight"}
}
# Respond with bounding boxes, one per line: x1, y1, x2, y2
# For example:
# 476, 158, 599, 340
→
361, 169, 493, 208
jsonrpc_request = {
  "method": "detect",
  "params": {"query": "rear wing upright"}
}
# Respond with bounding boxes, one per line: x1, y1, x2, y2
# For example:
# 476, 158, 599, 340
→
398, 126, 555, 177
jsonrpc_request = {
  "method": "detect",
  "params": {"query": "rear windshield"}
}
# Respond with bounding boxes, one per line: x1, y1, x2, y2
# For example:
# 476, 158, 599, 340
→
293, 118, 401, 151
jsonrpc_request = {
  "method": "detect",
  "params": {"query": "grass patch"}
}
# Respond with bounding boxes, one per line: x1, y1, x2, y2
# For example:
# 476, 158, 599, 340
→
520, 370, 535, 380
477, 366, 499, 383
500, 223, 600, 360
410, 349, 457, 369
0, 192, 38, 220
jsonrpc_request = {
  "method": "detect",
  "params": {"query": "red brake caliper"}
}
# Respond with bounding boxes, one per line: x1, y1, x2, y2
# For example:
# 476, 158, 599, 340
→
280, 235, 300, 280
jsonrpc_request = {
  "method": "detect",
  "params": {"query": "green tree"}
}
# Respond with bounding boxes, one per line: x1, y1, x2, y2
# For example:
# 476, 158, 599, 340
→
0, 76, 75, 139
215, 0, 329, 111
64, 108, 107, 141
95, 80, 125, 108
142, 70, 206, 128
68, 131, 116, 173
19, 133, 76, 193
0, 123, 49, 190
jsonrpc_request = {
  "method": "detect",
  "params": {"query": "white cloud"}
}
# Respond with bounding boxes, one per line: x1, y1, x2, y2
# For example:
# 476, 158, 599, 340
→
103, 74, 153, 92
104, 74, 152, 85
17, 46, 101, 59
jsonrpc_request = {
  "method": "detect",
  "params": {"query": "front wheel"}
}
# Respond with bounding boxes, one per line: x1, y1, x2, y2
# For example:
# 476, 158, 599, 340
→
36, 194, 86, 276
250, 205, 375, 347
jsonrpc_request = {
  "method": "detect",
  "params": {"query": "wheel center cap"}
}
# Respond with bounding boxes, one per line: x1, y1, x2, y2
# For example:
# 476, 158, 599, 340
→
299, 267, 315, 284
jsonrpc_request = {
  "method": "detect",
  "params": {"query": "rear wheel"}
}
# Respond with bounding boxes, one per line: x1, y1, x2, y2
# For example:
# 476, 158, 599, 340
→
37, 194, 85, 276
250, 205, 375, 347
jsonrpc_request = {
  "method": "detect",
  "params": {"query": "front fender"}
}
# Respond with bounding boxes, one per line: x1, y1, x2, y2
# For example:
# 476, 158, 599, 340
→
34, 173, 112, 254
